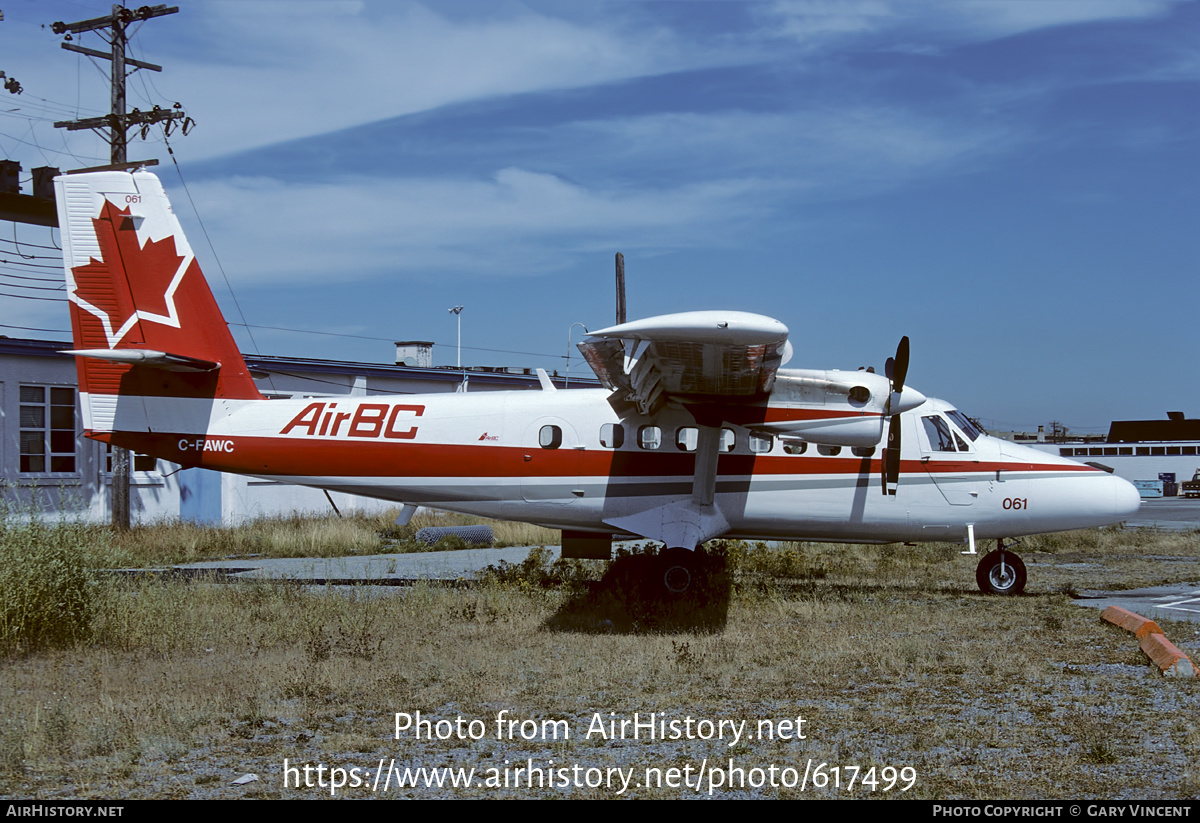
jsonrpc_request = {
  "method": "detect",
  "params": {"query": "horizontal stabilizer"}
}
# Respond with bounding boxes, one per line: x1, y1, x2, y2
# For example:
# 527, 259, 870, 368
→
64, 348, 220, 373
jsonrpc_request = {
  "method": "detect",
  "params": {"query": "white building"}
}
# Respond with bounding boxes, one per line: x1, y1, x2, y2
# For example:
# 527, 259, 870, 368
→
1017, 415, 1199, 495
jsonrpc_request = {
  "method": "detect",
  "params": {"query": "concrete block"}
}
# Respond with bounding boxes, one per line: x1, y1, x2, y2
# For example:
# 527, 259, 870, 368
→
1101, 605, 1162, 639
1139, 633, 1197, 678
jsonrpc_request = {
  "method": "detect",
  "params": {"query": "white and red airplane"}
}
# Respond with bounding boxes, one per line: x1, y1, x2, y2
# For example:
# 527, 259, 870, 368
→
55, 169, 1140, 596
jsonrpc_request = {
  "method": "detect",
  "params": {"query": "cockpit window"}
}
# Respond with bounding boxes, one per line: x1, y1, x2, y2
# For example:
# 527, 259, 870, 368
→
923, 414, 976, 453
922, 415, 957, 452
945, 409, 983, 441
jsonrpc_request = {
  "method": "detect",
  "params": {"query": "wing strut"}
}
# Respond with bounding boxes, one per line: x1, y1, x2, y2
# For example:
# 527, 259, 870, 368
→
603, 423, 729, 551
691, 425, 721, 507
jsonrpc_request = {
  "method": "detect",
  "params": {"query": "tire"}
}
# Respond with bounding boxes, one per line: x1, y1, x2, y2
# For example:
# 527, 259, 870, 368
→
975, 549, 1026, 596
659, 547, 698, 596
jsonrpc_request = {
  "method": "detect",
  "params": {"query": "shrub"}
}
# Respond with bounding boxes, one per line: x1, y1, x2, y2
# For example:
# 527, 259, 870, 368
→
0, 517, 101, 654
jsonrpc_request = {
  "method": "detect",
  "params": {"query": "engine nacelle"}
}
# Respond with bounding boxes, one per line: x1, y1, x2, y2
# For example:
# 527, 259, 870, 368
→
757, 415, 885, 447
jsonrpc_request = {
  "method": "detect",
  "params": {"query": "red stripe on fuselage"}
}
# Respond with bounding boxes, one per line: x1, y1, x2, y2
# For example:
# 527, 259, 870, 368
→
106, 431, 1099, 479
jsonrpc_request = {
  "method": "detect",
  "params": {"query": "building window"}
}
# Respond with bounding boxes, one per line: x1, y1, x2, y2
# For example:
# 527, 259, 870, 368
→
19, 386, 76, 474
105, 445, 158, 473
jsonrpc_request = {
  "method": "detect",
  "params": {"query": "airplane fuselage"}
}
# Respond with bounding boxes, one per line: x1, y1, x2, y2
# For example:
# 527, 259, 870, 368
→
94, 382, 1139, 547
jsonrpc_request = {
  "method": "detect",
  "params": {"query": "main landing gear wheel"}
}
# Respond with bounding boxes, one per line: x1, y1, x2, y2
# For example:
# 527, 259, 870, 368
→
659, 547, 699, 596
975, 549, 1026, 596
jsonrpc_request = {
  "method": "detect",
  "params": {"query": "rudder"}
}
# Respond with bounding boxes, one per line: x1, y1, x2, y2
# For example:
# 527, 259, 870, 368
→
55, 170, 263, 433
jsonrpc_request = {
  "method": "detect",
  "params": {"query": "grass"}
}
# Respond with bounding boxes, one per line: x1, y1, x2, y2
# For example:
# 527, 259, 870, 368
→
0, 513, 1197, 799
0, 515, 105, 655
104, 508, 560, 567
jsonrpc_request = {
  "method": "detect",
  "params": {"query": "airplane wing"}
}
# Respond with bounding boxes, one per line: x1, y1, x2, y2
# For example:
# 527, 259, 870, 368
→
577, 311, 791, 415
578, 310, 792, 551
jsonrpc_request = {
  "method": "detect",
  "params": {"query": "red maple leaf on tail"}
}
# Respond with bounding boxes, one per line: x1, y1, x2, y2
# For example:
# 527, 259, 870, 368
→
69, 199, 188, 348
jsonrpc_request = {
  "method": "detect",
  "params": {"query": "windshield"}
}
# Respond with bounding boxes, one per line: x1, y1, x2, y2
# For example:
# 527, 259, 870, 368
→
945, 409, 983, 441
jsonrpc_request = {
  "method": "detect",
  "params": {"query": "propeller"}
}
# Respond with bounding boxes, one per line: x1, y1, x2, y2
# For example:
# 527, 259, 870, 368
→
881, 337, 910, 496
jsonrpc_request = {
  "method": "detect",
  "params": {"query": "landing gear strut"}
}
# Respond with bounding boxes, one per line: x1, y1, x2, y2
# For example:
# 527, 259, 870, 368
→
975, 541, 1026, 595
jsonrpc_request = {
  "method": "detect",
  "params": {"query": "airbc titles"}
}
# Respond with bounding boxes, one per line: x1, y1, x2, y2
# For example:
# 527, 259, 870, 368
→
280, 402, 424, 440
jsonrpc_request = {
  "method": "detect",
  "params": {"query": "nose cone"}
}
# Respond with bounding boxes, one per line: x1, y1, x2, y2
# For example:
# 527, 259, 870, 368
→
891, 386, 927, 414
1111, 474, 1141, 522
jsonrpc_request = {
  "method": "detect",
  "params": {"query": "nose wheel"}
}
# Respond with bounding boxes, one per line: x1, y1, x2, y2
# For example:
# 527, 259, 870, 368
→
975, 546, 1026, 595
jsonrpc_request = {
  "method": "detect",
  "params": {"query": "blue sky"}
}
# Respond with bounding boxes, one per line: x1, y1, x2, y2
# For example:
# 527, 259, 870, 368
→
2, 0, 1196, 434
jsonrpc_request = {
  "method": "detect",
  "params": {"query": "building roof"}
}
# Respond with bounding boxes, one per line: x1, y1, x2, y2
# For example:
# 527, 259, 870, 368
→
0, 337, 599, 390
1107, 418, 1200, 443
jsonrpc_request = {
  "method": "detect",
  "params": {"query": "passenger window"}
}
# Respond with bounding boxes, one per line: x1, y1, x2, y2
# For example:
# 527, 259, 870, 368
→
539, 425, 562, 449
720, 428, 736, 453
783, 441, 807, 455
750, 433, 773, 454
852, 446, 875, 457
600, 423, 624, 449
638, 426, 661, 450
817, 445, 842, 456
676, 427, 698, 452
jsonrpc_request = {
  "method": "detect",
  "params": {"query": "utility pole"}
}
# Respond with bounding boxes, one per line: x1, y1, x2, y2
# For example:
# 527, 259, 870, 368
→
50, 4, 192, 530
52, 5, 192, 172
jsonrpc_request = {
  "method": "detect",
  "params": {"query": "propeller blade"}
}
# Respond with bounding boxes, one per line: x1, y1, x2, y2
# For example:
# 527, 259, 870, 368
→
881, 336, 910, 495
882, 414, 901, 495
892, 336, 909, 393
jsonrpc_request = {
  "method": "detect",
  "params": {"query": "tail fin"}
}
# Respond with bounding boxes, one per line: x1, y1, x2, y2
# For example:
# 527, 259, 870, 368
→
55, 169, 263, 432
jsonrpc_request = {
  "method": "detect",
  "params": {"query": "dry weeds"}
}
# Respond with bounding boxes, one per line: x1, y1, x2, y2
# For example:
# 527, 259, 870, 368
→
0, 522, 1197, 800
108, 509, 560, 567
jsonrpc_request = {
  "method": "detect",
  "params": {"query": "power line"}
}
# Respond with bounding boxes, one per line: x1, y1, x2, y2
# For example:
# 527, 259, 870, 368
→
0, 256, 61, 269
0, 290, 64, 302
0, 322, 70, 334
0, 277, 64, 291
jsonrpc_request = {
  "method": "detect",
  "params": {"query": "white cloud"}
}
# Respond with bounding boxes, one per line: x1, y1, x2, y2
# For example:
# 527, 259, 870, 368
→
766, 0, 1184, 46
161, 1, 737, 160
168, 96, 1020, 286
562, 106, 1016, 195
2, 0, 747, 164
174, 168, 774, 284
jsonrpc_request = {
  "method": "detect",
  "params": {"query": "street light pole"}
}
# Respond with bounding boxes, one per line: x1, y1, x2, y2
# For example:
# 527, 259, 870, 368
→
566, 322, 588, 389
448, 305, 464, 367
448, 305, 465, 391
